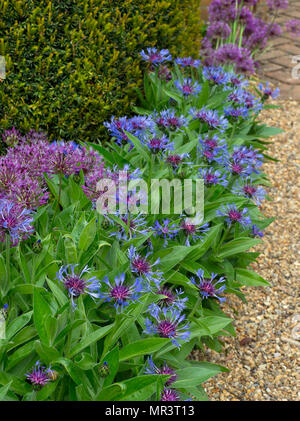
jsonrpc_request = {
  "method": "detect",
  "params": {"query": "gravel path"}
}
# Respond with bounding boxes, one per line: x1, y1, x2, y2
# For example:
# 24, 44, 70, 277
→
192, 99, 300, 401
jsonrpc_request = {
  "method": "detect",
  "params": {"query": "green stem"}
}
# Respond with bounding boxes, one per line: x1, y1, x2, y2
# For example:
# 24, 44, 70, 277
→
189, 296, 202, 319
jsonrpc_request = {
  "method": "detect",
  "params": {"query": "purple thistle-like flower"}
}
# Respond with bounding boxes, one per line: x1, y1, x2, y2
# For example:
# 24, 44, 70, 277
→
180, 220, 210, 247
232, 180, 266, 205
0, 199, 34, 246
175, 57, 201, 68
191, 269, 226, 302
266, 0, 288, 10
174, 78, 202, 96
251, 224, 264, 238
57, 264, 101, 309
206, 22, 231, 40
128, 245, 163, 287
258, 82, 280, 99
160, 388, 180, 401
99, 273, 144, 312
7, 175, 49, 209
25, 361, 51, 390
154, 109, 188, 132
144, 307, 190, 348
199, 167, 228, 187
286, 19, 300, 37
217, 203, 252, 228
190, 107, 229, 132
2, 127, 23, 147
140, 48, 172, 65
153, 219, 180, 247
48, 141, 83, 176
145, 356, 177, 386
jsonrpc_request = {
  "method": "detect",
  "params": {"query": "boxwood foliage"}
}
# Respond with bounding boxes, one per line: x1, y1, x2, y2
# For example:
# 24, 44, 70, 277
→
0, 0, 202, 141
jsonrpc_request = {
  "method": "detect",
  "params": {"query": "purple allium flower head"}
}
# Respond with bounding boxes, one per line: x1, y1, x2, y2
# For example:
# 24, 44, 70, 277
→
48, 141, 83, 176
99, 273, 144, 312
232, 180, 266, 205
145, 356, 177, 386
199, 167, 228, 187
190, 107, 229, 132
2, 127, 23, 147
154, 109, 188, 132
206, 22, 231, 40
25, 361, 50, 390
144, 307, 190, 348
251, 224, 264, 238
57, 264, 101, 309
191, 269, 226, 302
175, 57, 201, 68
140, 48, 172, 65
0, 199, 34, 246
258, 82, 280, 99
180, 220, 210, 247
286, 19, 300, 37
160, 388, 180, 401
7, 175, 49, 209
174, 78, 202, 96
153, 219, 180, 247
202, 66, 231, 85
128, 245, 162, 287
217, 203, 252, 228
25, 129, 48, 144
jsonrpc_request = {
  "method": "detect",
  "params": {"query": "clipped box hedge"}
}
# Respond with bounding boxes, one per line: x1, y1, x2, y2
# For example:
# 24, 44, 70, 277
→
0, 0, 202, 141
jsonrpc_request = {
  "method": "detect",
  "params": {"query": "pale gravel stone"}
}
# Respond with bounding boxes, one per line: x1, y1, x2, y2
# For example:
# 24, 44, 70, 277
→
190, 99, 300, 401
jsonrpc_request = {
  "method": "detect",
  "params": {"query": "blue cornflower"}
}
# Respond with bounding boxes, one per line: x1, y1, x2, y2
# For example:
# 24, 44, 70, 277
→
153, 219, 180, 246
175, 57, 201, 68
231, 146, 263, 173
128, 245, 163, 288
224, 105, 249, 120
232, 180, 266, 205
174, 78, 202, 96
154, 286, 188, 312
198, 134, 228, 164
109, 213, 149, 241
129, 115, 155, 133
229, 73, 249, 88
144, 307, 190, 349
144, 356, 177, 385
104, 116, 134, 146
141, 133, 174, 154
140, 48, 172, 65
202, 66, 231, 85
258, 82, 280, 99
99, 273, 144, 313
56, 264, 101, 309
198, 167, 228, 187
25, 361, 51, 390
180, 220, 210, 247
154, 109, 188, 131
0, 199, 34, 246
190, 107, 229, 132
190, 270, 226, 302
224, 157, 252, 178
217, 204, 252, 228
251, 224, 264, 238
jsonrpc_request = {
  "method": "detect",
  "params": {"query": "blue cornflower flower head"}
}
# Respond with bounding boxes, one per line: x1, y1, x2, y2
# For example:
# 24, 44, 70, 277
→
232, 180, 266, 206
224, 105, 249, 120
258, 82, 280, 99
128, 245, 163, 288
56, 264, 101, 309
251, 224, 264, 238
144, 356, 177, 385
242, 90, 263, 113
160, 388, 181, 401
199, 167, 228, 187
231, 146, 263, 173
141, 133, 174, 154
190, 269, 226, 302
174, 78, 202, 96
144, 307, 191, 349
153, 219, 180, 247
164, 152, 190, 171
175, 57, 201, 68
99, 273, 144, 313
104, 116, 134, 146
180, 220, 210, 247
0, 199, 34, 246
217, 204, 252, 228
109, 213, 149, 241
198, 134, 228, 164
154, 109, 188, 132
202, 66, 231, 85
140, 48, 172, 65
224, 156, 252, 178
229, 73, 249, 88
25, 361, 51, 390
190, 106, 229, 132
155, 287, 188, 312
228, 87, 247, 104
129, 115, 155, 133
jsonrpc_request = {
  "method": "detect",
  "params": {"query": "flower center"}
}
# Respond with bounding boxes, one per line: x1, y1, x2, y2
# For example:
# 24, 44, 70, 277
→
157, 320, 177, 338
200, 281, 215, 296
110, 285, 130, 301
228, 209, 242, 221
132, 257, 150, 274
243, 185, 256, 196
64, 276, 86, 296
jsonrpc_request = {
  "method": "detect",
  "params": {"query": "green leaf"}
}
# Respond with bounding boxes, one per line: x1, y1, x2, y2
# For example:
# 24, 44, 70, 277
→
33, 288, 52, 345
69, 324, 113, 358
216, 238, 261, 259
6, 311, 33, 340
235, 268, 270, 286
124, 131, 151, 162
0, 381, 12, 401
173, 362, 228, 388
78, 217, 97, 252
119, 338, 169, 362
